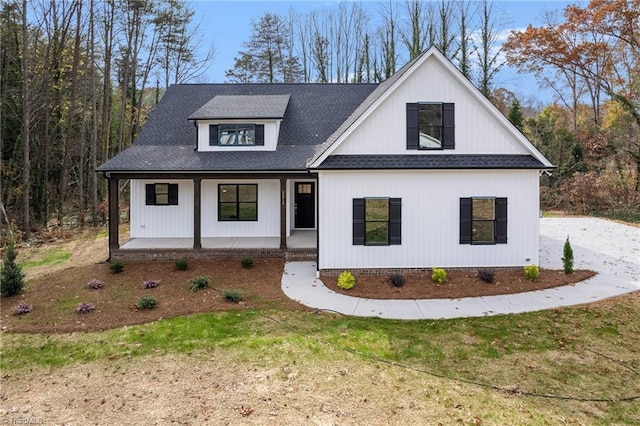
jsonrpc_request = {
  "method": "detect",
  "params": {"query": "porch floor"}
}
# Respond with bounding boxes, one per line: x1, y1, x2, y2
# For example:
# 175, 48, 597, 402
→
119, 230, 317, 250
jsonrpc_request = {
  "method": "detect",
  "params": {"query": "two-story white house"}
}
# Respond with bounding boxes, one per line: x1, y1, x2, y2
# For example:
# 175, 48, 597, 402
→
97, 47, 553, 275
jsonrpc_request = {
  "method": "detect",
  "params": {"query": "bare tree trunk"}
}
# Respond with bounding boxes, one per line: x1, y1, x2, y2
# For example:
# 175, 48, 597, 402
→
90, 0, 98, 226
21, 0, 30, 239
58, 1, 82, 221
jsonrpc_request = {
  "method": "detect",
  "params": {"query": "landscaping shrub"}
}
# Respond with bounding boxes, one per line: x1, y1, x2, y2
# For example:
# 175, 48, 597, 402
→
241, 257, 254, 268
223, 289, 243, 303
524, 264, 540, 281
337, 271, 356, 290
431, 268, 447, 285
477, 269, 495, 284
136, 296, 158, 309
1, 237, 25, 298
109, 260, 124, 274
142, 279, 160, 289
189, 276, 211, 292
75, 302, 95, 314
389, 274, 405, 287
175, 258, 188, 271
562, 236, 574, 275
87, 278, 104, 289
13, 302, 33, 315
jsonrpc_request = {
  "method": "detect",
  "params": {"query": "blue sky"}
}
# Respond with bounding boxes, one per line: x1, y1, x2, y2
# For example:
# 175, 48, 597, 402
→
188, 1, 584, 103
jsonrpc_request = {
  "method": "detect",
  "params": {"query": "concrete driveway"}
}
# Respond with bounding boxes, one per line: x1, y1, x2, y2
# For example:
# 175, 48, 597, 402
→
281, 217, 640, 319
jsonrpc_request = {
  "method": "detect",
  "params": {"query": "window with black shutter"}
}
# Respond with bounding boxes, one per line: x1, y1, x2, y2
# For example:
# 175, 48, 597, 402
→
353, 198, 401, 246
406, 102, 455, 150
459, 197, 507, 244
145, 183, 179, 206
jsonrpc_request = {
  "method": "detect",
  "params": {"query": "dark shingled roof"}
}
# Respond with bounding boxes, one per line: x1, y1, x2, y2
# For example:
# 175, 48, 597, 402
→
188, 94, 291, 120
98, 84, 377, 172
315, 154, 548, 170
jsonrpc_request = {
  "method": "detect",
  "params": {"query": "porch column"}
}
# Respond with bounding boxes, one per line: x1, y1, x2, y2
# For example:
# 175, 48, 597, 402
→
108, 176, 120, 254
280, 177, 287, 250
193, 177, 202, 249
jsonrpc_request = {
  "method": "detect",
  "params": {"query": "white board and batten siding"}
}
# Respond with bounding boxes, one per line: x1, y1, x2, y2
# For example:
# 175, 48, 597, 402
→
201, 179, 280, 238
332, 56, 527, 157
196, 121, 280, 152
130, 179, 194, 238
131, 179, 281, 238
318, 170, 540, 270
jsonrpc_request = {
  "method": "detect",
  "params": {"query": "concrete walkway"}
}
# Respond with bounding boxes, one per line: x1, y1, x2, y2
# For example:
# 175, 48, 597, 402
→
281, 218, 640, 319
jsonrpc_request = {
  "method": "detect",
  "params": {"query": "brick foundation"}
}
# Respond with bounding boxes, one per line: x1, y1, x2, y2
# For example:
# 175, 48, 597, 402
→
319, 266, 522, 277
111, 247, 317, 262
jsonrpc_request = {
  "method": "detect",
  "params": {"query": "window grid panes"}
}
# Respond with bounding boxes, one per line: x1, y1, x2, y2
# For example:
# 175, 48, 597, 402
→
472, 198, 495, 243
365, 198, 389, 245
219, 124, 255, 146
219, 184, 257, 221
418, 103, 442, 149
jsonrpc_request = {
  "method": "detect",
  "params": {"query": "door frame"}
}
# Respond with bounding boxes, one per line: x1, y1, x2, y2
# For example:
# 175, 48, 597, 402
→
293, 181, 316, 229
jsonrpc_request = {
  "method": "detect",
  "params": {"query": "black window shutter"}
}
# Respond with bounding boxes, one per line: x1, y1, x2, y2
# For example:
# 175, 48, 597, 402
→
495, 197, 508, 244
389, 198, 402, 245
353, 198, 365, 245
168, 184, 179, 205
442, 103, 455, 149
406, 103, 419, 150
209, 125, 218, 146
255, 125, 265, 146
459, 198, 472, 244
145, 184, 155, 205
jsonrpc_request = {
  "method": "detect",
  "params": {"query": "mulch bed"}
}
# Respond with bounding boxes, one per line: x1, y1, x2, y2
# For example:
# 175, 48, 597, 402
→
323, 269, 597, 299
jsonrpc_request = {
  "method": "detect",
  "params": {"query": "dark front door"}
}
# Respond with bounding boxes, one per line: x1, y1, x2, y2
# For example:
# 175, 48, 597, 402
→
294, 182, 315, 228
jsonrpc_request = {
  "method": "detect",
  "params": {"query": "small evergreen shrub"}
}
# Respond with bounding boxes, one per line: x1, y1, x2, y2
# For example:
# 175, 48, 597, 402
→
389, 274, 405, 287
136, 296, 158, 309
76, 302, 96, 314
524, 264, 540, 281
109, 260, 124, 274
241, 257, 254, 268
562, 236, 574, 275
477, 269, 495, 284
175, 258, 188, 271
337, 271, 356, 290
142, 279, 160, 289
431, 268, 447, 285
87, 278, 104, 289
1, 238, 25, 298
223, 289, 243, 303
13, 302, 33, 315
189, 276, 211, 292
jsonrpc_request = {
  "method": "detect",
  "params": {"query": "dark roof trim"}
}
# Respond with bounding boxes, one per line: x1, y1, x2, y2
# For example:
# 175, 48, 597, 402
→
314, 154, 552, 170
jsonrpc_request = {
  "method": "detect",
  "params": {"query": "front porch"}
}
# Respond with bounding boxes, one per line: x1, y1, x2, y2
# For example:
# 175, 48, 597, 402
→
110, 230, 317, 262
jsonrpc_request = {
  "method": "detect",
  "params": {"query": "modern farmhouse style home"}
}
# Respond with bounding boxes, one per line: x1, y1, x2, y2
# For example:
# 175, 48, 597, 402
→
97, 47, 553, 275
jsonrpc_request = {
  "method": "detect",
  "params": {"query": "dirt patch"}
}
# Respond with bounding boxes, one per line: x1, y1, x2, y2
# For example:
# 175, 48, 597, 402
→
323, 269, 596, 300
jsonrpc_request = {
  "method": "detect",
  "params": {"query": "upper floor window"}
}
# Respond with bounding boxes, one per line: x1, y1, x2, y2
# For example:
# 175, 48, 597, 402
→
406, 103, 455, 150
210, 124, 265, 146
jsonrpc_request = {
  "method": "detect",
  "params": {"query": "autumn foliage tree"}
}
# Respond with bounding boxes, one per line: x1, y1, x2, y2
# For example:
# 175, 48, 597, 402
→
504, 0, 640, 220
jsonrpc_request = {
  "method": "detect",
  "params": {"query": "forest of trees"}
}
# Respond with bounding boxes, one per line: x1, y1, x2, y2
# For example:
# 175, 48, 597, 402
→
1, 0, 638, 243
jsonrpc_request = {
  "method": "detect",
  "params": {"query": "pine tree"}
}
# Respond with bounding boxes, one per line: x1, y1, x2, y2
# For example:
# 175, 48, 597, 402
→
508, 99, 524, 131
1, 236, 25, 297
562, 236, 574, 275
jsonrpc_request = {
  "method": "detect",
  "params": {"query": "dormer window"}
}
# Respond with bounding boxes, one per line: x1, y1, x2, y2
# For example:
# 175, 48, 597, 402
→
209, 124, 264, 146
220, 124, 255, 145
406, 102, 455, 150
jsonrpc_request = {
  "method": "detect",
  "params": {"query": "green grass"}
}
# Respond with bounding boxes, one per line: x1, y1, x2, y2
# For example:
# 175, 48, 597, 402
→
2, 299, 639, 424
19, 248, 71, 270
